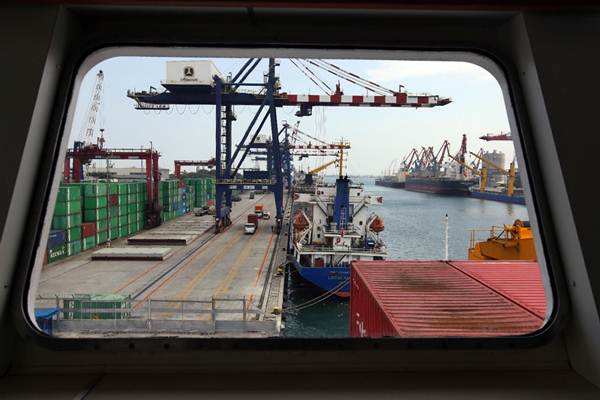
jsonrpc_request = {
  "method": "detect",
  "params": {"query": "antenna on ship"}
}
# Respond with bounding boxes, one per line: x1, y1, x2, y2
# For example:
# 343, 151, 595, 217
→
444, 214, 449, 261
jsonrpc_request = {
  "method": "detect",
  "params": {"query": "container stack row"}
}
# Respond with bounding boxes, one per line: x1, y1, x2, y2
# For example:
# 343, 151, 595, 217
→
45, 181, 148, 264
158, 180, 180, 222
183, 177, 215, 208
49, 185, 83, 262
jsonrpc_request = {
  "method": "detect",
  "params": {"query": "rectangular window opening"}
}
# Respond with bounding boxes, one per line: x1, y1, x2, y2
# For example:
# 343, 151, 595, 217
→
28, 49, 554, 341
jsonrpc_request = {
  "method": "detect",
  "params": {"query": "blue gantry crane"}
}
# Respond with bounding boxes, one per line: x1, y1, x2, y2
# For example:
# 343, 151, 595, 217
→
127, 58, 451, 233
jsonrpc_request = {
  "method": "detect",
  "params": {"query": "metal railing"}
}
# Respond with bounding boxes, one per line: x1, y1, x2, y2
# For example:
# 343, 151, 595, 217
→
468, 226, 507, 249
34, 296, 273, 335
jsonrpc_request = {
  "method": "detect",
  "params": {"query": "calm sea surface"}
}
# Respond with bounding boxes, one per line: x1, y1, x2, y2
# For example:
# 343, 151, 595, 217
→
283, 176, 530, 337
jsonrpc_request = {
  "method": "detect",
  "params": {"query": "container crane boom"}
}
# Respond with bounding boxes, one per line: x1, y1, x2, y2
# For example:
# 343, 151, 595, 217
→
81, 70, 104, 146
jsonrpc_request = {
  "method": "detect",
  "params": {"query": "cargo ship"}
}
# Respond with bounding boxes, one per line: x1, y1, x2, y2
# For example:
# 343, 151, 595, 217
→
469, 186, 526, 205
403, 135, 477, 196
374, 173, 405, 188
405, 176, 475, 195
290, 176, 387, 297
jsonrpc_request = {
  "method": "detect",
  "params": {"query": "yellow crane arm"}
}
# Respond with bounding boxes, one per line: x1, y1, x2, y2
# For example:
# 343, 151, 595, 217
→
469, 151, 507, 174
449, 154, 488, 192
308, 159, 337, 175
469, 151, 517, 196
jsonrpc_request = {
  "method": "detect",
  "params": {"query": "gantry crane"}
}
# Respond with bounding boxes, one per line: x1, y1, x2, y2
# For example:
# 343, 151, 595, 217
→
174, 158, 215, 186
63, 145, 162, 228
127, 58, 451, 233
470, 151, 517, 196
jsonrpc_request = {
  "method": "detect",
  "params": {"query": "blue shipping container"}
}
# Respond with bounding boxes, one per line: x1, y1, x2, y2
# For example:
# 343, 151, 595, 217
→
48, 229, 66, 249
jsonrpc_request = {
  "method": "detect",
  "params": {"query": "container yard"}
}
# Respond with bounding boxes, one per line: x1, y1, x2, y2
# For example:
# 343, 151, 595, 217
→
37, 189, 289, 337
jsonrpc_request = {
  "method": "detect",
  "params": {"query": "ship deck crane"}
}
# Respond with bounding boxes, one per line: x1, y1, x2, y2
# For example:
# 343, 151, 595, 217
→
448, 154, 488, 192
470, 151, 517, 196
127, 58, 451, 232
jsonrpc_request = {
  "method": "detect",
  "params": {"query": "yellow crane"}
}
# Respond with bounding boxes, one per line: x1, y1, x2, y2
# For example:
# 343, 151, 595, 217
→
308, 158, 338, 175
448, 154, 488, 192
469, 151, 516, 196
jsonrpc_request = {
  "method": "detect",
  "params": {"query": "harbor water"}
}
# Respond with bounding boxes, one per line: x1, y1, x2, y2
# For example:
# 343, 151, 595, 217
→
284, 176, 530, 337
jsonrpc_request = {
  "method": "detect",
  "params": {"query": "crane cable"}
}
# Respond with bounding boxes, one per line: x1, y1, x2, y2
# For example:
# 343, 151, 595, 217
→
304, 59, 400, 96
296, 59, 333, 93
289, 59, 330, 95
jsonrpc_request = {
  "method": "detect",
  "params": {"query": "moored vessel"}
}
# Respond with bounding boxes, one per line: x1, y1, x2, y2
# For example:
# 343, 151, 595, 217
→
290, 176, 387, 296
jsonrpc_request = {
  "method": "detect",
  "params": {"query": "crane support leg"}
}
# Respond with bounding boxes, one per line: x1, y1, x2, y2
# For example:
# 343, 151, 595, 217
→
268, 58, 284, 233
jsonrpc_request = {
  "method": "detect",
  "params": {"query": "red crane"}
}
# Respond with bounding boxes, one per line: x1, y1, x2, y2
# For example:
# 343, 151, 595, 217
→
479, 132, 512, 141
174, 158, 216, 185
63, 146, 162, 228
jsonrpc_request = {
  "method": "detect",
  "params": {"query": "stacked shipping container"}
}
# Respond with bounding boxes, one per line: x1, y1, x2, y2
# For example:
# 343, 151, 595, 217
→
51, 185, 82, 260
45, 178, 215, 264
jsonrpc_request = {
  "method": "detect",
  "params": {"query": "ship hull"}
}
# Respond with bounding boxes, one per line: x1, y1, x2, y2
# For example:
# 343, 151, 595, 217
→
375, 179, 405, 189
405, 177, 474, 195
291, 259, 350, 297
470, 190, 526, 205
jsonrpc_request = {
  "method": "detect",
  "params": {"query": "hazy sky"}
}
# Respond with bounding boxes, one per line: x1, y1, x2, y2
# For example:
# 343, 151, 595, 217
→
69, 57, 515, 175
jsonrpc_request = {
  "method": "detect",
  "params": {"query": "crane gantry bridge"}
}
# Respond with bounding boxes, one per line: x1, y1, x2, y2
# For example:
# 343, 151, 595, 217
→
127, 58, 451, 233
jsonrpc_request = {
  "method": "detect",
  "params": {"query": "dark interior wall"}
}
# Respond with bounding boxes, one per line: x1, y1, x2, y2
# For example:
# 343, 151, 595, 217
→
0, 5, 599, 389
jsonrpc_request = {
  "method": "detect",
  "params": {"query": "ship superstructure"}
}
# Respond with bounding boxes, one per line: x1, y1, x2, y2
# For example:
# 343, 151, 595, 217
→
291, 176, 386, 296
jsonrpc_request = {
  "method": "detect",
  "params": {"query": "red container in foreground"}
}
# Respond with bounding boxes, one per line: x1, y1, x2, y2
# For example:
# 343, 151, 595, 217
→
81, 222, 97, 238
350, 260, 546, 338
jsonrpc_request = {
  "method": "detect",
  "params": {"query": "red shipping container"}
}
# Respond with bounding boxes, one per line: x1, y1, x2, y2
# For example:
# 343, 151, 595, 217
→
350, 260, 546, 338
81, 222, 97, 238
109, 194, 119, 206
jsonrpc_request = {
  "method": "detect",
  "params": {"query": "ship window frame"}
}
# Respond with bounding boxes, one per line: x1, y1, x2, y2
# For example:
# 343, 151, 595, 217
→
12, 44, 568, 352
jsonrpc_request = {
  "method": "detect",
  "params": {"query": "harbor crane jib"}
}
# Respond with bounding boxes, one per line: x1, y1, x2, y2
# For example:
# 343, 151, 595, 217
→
126, 58, 452, 233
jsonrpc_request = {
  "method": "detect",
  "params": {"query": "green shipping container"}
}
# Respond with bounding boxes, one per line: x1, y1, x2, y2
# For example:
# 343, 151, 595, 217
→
110, 227, 119, 240
84, 208, 107, 221
52, 214, 82, 230
109, 182, 118, 195
84, 196, 108, 208
54, 200, 81, 216
48, 244, 67, 263
83, 183, 108, 197
118, 204, 128, 215
110, 216, 118, 229
82, 236, 96, 250
63, 294, 132, 320
117, 183, 129, 195
127, 203, 138, 214
127, 193, 137, 203
57, 185, 82, 202
119, 225, 129, 237
118, 214, 129, 226
95, 219, 108, 232
66, 226, 82, 242
118, 194, 128, 205
67, 240, 82, 256
96, 230, 108, 245
128, 223, 136, 235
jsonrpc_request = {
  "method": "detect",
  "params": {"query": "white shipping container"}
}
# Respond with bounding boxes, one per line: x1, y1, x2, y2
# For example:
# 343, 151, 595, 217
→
163, 60, 222, 86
